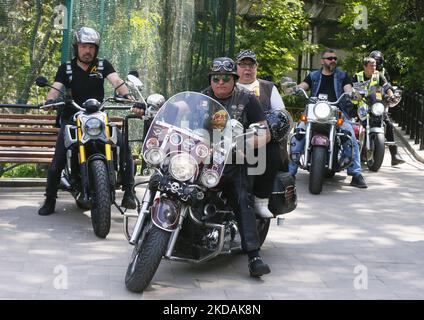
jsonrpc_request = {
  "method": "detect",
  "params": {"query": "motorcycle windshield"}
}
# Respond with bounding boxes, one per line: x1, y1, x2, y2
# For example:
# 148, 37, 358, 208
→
142, 91, 232, 180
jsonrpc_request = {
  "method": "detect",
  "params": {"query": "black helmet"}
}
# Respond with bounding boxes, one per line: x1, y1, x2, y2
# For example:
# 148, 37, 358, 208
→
73, 27, 100, 58
369, 50, 384, 65
265, 109, 294, 142
208, 57, 238, 78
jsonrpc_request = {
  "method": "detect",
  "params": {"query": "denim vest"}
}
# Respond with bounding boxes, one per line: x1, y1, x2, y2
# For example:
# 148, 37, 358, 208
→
310, 68, 348, 100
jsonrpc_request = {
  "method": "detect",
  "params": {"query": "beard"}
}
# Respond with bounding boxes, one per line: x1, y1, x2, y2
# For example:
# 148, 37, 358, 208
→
78, 53, 94, 64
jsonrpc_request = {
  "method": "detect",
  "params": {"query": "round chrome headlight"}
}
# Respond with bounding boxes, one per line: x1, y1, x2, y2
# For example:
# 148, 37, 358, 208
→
200, 170, 220, 188
144, 147, 165, 165
314, 102, 331, 120
169, 153, 197, 181
84, 118, 103, 136
371, 102, 385, 116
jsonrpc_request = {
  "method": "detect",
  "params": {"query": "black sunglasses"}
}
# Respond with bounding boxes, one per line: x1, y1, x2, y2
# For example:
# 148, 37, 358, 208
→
212, 74, 232, 83
323, 56, 338, 61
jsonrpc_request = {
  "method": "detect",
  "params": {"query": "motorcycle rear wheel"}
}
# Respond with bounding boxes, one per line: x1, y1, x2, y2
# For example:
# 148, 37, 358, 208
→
309, 146, 327, 194
367, 134, 385, 172
90, 160, 111, 238
125, 223, 171, 293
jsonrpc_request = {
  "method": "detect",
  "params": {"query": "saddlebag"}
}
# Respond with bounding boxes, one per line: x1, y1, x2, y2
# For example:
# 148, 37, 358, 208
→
268, 171, 297, 216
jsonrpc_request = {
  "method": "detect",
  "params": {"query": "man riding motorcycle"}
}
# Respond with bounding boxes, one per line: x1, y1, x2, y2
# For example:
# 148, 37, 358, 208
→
288, 49, 368, 188
38, 26, 144, 216
368, 50, 405, 166
201, 57, 272, 277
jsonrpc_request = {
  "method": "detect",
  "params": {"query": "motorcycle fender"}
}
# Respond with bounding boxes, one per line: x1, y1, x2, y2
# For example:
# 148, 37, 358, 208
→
311, 134, 329, 147
151, 197, 180, 232
369, 127, 384, 134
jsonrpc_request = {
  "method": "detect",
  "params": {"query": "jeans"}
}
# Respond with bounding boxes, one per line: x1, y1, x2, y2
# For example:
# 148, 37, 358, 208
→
288, 119, 361, 177
223, 164, 261, 253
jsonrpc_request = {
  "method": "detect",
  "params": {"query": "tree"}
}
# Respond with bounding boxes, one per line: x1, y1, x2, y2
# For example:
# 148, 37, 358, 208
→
236, 0, 317, 82
336, 0, 424, 92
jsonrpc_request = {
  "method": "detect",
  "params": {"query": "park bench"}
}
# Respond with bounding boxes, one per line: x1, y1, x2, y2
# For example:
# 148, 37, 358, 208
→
0, 112, 142, 177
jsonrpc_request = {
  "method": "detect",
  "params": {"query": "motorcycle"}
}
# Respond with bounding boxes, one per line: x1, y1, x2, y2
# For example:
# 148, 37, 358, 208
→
123, 91, 296, 293
282, 78, 354, 194
352, 81, 402, 171
35, 75, 161, 238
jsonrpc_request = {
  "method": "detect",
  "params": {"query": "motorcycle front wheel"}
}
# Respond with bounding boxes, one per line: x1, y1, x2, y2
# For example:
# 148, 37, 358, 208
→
367, 133, 385, 172
125, 222, 171, 293
309, 146, 327, 194
90, 159, 111, 238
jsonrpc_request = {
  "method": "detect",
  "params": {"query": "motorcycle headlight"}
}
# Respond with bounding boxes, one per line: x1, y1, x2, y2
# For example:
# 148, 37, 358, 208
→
314, 102, 331, 120
144, 147, 165, 165
84, 118, 103, 136
169, 153, 197, 181
371, 102, 385, 116
200, 170, 220, 188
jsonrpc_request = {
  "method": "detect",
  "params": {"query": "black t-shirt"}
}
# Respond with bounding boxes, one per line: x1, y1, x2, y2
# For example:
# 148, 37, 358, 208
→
54, 58, 115, 121
202, 86, 265, 128
304, 72, 352, 102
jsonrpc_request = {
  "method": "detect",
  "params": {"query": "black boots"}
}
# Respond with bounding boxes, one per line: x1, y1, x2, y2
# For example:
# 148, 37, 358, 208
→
38, 197, 56, 216
350, 174, 368, 188
248, 256, 271, 277
121, 189, 136, 209
390, 146, 405, 166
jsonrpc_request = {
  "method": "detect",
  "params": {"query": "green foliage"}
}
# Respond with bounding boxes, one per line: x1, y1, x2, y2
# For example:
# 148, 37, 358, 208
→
336, 0, 424, 92
1, 164, 47, 178
0, 0, 63, 105
236, 0, 318, 82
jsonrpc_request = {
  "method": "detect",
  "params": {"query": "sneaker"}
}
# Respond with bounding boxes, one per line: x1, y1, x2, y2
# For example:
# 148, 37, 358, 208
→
254, 197, 273, 218
391, 154, 405, 166
350, 174, 368, 189
38, 197, 56, 216
121, 190, 136, 209
248, 256, 271, 277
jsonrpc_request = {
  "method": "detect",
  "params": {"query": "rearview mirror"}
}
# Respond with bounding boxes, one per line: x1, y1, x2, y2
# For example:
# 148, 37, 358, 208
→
35, 76, 49, 87
127, 74, 143, 89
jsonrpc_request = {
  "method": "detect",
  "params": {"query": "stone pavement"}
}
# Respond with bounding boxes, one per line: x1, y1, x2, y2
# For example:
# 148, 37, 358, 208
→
0, 127, 424, 300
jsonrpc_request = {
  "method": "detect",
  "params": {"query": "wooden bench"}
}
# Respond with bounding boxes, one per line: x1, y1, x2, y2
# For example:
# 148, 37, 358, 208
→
0, 113, 142, 176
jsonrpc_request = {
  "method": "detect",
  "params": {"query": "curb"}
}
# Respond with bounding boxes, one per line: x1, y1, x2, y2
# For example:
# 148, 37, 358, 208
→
394, 126, 424, 164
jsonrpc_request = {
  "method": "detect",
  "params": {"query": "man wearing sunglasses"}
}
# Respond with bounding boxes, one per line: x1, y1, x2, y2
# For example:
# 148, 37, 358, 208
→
289, 49, 368, 189
202, 57, 272, 277
235, 49, 290, 218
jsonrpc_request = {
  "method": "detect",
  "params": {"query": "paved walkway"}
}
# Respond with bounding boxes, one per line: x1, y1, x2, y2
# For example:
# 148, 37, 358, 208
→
0, 126, 423, 300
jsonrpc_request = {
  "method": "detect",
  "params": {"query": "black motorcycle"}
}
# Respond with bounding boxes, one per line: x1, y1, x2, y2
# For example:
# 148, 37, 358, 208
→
123, 91, 296, 293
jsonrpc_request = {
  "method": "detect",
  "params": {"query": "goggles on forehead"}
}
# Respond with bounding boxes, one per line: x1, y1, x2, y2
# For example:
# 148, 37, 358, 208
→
211, 60, 235, 72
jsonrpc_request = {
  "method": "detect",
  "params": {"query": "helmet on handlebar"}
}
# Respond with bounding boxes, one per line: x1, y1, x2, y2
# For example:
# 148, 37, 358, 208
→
369, 50, 384, 66
73, 27, 101, 60
265, 109, 294, 142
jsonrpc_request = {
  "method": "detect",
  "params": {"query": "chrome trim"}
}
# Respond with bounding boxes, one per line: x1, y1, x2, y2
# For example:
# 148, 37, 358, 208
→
165, 204, 188, 258
128, 189, 155, 244
327, 124, 336, 170
166, 206, 226, 263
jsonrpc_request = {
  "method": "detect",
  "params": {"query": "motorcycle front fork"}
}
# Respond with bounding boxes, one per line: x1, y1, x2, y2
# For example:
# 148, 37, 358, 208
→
126, 189, 156, 244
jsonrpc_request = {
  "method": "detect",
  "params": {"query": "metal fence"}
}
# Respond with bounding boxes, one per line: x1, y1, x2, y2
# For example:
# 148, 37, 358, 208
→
392, 91, 424, 151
